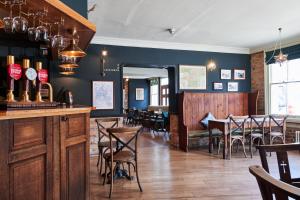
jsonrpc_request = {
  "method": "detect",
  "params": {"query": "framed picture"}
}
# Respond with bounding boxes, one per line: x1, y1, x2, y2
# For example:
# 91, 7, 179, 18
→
92, 81, 114, 110
220, 69, 231, 80
179, 65, 207, 90
136, 88, 144, 101
228, 82, 238, 92
213, 82, 223, 90
234, 69, 246, 80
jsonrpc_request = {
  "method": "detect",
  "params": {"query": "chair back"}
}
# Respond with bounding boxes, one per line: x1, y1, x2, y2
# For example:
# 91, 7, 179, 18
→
257, 144, 300, 187
269, 115, 288, 134
250, 115, 268, 132
249, 165, 300, 200
95, 118, 119, 142
107, 126, 142, 158
229, 115, 249, 137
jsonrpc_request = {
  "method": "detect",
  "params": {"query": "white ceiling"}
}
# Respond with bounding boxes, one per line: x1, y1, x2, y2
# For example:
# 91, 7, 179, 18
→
123, 67, 168, 79
88, 0, 300, 54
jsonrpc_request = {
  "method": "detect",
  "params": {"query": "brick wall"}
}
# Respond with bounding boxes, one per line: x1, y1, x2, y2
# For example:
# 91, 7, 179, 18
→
251, 51, 265, 114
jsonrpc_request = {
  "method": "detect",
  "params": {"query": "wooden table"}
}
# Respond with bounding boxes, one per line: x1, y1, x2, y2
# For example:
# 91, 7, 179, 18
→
208, 117, 274, 160
208, 119, 230, 159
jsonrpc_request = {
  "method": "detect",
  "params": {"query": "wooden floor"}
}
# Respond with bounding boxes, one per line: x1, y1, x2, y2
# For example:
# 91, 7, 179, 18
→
90, 131, 300, 200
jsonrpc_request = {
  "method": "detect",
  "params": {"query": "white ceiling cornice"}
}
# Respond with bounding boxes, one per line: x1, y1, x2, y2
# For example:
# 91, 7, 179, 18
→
250, 38, 300, 54
91, 36, 250, 54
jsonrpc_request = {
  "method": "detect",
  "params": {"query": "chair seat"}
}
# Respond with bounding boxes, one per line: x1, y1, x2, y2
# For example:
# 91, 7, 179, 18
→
270, 132, 284, 137
104, 150, 135, 162
251, 133, 263, 138
231, 135, 244, 140
189, 129, 222, 138
99, 140, 117, 148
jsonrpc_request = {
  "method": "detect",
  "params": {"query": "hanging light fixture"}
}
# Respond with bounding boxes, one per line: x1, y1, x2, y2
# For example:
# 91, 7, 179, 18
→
207, 59, 217, 71
59, 28, 87, 58
274, 28, 288, 65
59, 56, 79, 68
60, 67, 76, 75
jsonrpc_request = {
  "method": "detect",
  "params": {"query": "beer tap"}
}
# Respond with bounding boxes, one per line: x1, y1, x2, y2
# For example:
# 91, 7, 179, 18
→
21, 59, 37, 102
6, 55, 22, 102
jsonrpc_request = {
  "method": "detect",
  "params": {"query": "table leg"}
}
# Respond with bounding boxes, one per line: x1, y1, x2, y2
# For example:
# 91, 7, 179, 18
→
223, 128, 228, 160
209, 129, 212, 153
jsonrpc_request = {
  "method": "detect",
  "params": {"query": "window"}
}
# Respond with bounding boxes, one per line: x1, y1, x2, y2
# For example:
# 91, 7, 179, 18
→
268, 58, 300, 115
150, 84, 159, 106
160, 78, 169, 106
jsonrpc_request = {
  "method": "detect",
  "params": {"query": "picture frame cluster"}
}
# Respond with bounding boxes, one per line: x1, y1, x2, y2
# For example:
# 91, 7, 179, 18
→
213, 69, 246, 92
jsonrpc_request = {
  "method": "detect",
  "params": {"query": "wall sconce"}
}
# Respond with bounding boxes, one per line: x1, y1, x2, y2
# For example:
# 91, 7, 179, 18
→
100, 49, 108, 76
207, 59, 217, 71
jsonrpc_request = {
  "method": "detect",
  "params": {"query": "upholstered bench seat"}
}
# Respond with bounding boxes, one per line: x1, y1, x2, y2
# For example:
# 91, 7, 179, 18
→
188, 129, 222, 138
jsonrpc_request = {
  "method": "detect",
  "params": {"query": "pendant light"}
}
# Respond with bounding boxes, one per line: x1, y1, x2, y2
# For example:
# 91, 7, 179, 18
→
274, 28, 288, 65
59, 28, 86, 58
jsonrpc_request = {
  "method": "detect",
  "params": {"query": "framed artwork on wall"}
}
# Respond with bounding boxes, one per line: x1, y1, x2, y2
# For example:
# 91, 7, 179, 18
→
92, 81, 114, 110
228, 82, 238, 92
234, 69, 246, 80
213, 82, 223, 90
220, 69, 231, 80
179, 65, 207, 90
136, 88, 144, 101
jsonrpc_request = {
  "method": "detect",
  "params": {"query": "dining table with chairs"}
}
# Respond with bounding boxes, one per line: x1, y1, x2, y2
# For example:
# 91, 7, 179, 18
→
208, 114, 288, 160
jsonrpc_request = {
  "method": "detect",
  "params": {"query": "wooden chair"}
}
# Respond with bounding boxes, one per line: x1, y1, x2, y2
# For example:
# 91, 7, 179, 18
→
95, 118, 119, 175
269, 115, 288, 145
249, 165, 300, 200
218, 115, 249, 159
103, 126, 143, 198
250, 115, 268, 158
257, 143, 300, 188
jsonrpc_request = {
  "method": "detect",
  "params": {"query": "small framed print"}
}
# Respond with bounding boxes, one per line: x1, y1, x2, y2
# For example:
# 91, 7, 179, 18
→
220, 69, 231, 80
136, 88, 144, 101
234, 69, 246, 80
213, 82, 223, 90
228, 82, 238, 92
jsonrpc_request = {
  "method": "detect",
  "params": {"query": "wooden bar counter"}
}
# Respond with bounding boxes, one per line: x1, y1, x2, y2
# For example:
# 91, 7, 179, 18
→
0, 106, 92, 200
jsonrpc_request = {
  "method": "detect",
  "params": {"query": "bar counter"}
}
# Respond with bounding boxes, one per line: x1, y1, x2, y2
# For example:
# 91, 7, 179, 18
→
0, 106, 92, 200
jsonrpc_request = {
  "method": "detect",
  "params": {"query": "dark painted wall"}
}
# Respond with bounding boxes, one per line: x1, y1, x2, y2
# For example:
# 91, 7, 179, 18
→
61, 0, 87, 18
128, 79, 150, 110
49, 44, 251, 117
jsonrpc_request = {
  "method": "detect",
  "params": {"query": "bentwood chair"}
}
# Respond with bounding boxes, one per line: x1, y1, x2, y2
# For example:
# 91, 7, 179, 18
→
249, 165, 300, 200
269, 115, 288, 145
103, 126, 143, 198
218, 115, 249, 159
249, 115, 268, 158
95, 118, 119, 175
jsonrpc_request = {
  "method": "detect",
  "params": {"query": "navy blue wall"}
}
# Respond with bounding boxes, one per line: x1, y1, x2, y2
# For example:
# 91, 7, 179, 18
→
49, 44, 251, 117
128, 79, 150, 110
61, 0, 87, 18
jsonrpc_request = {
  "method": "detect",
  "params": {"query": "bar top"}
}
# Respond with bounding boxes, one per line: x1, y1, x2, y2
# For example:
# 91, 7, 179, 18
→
0, 106, 93, 120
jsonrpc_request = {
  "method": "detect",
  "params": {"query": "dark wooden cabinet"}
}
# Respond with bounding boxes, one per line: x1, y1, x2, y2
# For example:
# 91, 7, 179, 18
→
0, 111, 90, 200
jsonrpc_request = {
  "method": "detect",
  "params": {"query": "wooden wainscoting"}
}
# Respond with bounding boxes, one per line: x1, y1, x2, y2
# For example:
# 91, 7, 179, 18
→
178, 92, 248, 151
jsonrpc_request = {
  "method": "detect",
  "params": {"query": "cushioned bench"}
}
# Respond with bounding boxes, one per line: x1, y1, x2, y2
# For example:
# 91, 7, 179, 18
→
188, 129, 222, 138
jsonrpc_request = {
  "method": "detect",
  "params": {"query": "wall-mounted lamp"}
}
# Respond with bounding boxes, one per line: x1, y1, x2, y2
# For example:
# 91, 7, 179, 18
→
125, 78, 129, 82
100, 49, 108, 76
207, 59, 217, 72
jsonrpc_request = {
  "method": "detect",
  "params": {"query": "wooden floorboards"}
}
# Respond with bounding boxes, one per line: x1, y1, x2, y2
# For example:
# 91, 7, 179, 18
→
90, 132, 300, 199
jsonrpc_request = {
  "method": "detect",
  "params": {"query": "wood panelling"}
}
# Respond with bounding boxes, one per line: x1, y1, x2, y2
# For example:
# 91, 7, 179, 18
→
66, 114, 86, 138
181, 92, 249, 131
11, 118, 45, 150
10, 156, 46, 200
178, 92, 248, 151
0, 111, 90, 200
60, 113, 90, 200
67, 144, 86, 200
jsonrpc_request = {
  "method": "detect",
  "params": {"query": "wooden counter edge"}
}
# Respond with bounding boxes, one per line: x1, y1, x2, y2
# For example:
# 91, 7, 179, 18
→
0, 107, 93, 120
